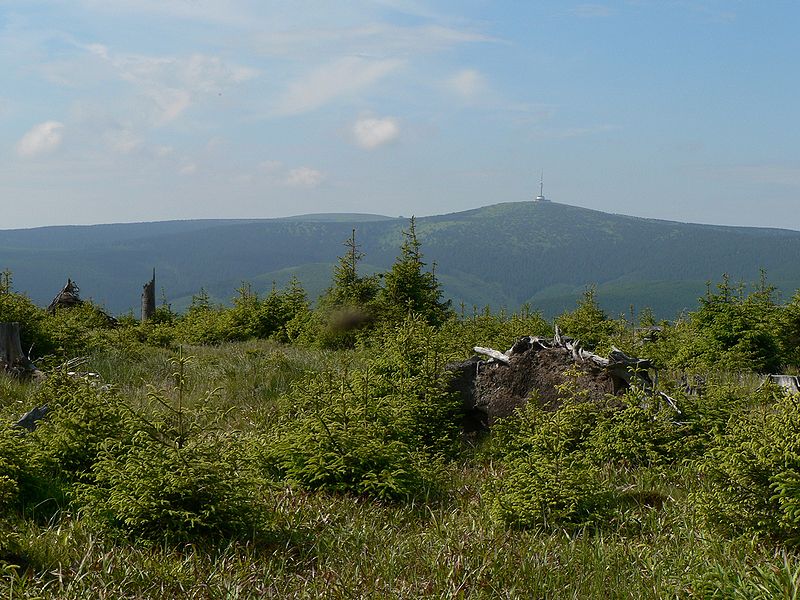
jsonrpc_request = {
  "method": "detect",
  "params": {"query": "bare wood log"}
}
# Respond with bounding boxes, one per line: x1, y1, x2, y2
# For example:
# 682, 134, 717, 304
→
15, 405, 48, 431
473, 346, 511, 365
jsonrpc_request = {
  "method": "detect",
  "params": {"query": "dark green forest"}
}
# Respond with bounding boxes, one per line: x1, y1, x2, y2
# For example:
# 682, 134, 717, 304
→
3, 220, 800, 597
4, 201, 800, 319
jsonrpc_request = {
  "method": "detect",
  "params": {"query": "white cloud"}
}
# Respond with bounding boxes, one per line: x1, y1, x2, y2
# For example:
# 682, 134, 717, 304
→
179, 162, 197, 175
272, 56, 403, 116
16, 121, 64, 157
446, 68, 485, 99
285, 167, 324, 187
353, 116, 400, 149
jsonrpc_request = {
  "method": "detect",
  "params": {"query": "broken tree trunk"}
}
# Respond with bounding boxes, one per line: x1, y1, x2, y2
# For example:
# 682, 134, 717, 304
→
141, 269, 156, 322
0, 322, 36, 374
47, 278, 82, 313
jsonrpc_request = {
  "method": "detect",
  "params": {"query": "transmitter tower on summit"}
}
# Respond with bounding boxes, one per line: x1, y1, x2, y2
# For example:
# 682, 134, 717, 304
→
534, 171, 549, 202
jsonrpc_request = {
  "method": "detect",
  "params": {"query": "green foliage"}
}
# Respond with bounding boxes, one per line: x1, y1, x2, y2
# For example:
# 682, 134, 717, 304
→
76, 351, 270, 543
781, 289, 800, 369
321, 229, 382, 310
262, 316, 459, 501
378, 217, 452, 327
555, 286, 623, 352
695, 390, 800, 543
29, 370, 130, 481
0, 277, 53, 357
172, 289, 231, 345
488, 400, 611, 528
436, 305, 553, 358
0, 424, 26, 510
586, 388, 684, 468
46, 302, 118, 357
79, 430, 266, 543
173, 280, 311, 346
312, 230, 382, 349
226, 279, 310, 343
670, 274, 784, 373
487, 368, 689, 528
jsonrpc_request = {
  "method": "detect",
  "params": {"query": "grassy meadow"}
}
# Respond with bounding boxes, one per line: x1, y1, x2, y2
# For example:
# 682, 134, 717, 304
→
1, 336, 799, 599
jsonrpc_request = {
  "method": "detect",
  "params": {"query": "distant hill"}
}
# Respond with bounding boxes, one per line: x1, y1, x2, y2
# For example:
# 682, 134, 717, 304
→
2, 202, 800, 319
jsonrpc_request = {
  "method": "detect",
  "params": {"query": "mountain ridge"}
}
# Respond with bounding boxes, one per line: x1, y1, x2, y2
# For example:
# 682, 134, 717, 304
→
2, 202, 799, 318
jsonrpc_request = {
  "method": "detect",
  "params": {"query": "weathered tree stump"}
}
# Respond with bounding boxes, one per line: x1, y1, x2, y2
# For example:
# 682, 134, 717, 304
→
141, 269, 156, 322
0, 322, 36, 374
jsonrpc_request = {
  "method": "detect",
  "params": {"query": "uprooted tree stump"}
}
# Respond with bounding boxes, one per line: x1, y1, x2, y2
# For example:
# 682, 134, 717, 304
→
0, 322, 37, 376
449, 327, 674, 432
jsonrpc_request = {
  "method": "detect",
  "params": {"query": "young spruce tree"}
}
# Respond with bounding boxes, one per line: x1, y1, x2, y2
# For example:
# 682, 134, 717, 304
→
379, 217, 451, 326
314, 229, 381, 348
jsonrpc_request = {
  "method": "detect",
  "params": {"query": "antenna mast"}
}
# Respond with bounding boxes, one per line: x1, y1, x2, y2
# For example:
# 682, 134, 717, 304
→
535, 170, 548, 202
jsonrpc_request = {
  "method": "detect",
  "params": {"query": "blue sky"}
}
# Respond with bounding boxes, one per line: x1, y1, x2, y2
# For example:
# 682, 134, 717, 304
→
1, 1, 798, 230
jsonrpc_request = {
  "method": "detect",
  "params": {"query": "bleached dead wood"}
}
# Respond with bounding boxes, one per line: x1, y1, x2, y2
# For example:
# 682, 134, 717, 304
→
473, 346, 511, 364
761, 375, 800, 394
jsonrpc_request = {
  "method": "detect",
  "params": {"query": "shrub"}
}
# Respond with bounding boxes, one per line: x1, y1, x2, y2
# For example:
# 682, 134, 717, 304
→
487, 396, 613, 528
30, 370, 130, 481
669, 274, 784, 373
695, 390, 800, 543
436, 307, 553, 359
0, 424, 26, 510
46, 302, 118, 357
586, 387, 685, 468
261, 316, 459, 501
174, 293, 232, 345
555, 286, 623, 352
79, 431, 267, 543
76, 350, 270, 543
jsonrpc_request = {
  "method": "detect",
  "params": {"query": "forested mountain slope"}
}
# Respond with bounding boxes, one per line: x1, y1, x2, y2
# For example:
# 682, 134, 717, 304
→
2, 202, 799, 317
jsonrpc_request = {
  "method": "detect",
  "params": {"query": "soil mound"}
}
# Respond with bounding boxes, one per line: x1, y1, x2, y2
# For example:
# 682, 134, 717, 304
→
449, 330, 657, 432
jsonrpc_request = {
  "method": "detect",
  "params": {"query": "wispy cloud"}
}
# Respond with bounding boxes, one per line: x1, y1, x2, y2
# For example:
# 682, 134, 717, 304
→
353, 116, 400, 149
446, 68, 486, 99
572, 4, 613, 18
285, 166, 325, 187
255, 23, 495, 58
245, 160, 326, 188
76, 0, 258, 28
103, 126, 143, 154
179, 162, 197, 176
16, 121, 64, 157
272, 56, 403, 116
103, 50, 258, 124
